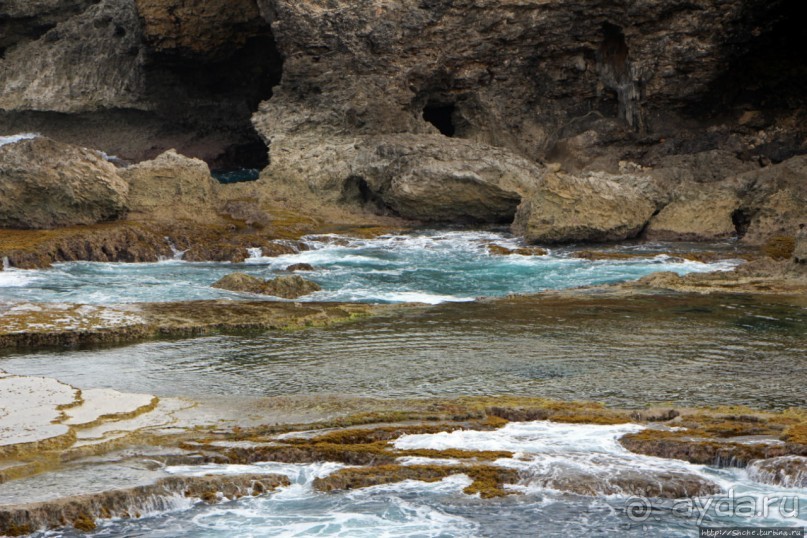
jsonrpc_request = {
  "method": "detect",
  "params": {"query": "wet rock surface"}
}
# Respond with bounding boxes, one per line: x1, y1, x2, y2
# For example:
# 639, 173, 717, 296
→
0, 300, 377, 349
212, 273, 322, 299
747, 456, 807, 488
0, 473, 289, 536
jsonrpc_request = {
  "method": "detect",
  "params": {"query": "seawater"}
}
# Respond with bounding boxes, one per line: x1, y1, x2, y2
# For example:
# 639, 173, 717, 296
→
40, 422, 807, 537
0, 230, 740, 304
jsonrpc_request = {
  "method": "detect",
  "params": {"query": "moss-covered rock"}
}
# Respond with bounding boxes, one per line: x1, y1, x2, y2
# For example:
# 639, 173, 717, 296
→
212, 273, 322, 299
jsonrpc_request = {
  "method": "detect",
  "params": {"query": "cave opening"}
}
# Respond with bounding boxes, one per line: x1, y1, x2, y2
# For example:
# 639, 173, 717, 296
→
689, 0, 806, 160
142, 25, 284, 176
732, 208, 753, 238
423, 103, 457, 137
341, 175, 392, 215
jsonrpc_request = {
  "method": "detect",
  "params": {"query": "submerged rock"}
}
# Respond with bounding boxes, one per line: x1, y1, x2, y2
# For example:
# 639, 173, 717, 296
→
212, 273, 322, 299
0, 137, 128, 229
286, 263, 315, 272
513, 171, 655, 244
487, 245, 547, 257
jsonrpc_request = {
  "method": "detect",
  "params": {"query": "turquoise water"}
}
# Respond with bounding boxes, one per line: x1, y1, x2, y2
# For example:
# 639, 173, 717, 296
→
34, 423, 807, 537
0, 231, 740, 304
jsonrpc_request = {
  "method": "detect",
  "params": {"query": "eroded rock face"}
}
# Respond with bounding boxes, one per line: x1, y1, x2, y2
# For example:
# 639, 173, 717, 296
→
794, 226, 807, 264
512, 171, 655, 244
0, 0, 281, 168
0, 137, 128, 229
212, 273, 322, 299
645, 188, 741, 242
730, 156, 807, 245
121, 150, 219, 222
747, 456, 807, 488
260, 134, 544, 223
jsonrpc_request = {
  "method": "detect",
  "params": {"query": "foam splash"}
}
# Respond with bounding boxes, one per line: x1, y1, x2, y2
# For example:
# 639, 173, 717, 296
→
0, 231, 743, 305
0, 133, 38, 147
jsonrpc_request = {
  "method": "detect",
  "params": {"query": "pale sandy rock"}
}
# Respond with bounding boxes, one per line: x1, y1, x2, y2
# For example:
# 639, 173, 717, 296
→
646, 189, 741, 241
121, 150, 219, 222
0, 375, 79, 454
512, 171, 655, 244
0, 137, 128, 229
62, 389, 157, 427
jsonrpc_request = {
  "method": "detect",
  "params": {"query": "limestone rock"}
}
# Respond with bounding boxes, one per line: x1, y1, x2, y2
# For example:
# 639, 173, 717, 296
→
0, 137, 128, 229
487, 245, 547, 257
211, 273, 266, 295
212, 273, 322, 299
728, 156, 807, 245
747, 456, 807, 488
794, 226, 807, 264
286, 263, 315, 272
645, 189, 741, 241
262, 134, 544, 224
0, 474, 289, 536
512, 171, 655, 244
121, 150, 218, 222
262, 275, 322, 299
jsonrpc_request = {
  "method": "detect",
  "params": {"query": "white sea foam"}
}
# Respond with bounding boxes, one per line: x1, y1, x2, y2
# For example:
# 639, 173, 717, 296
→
0, 133, 38, 147
0, 269, 38, 287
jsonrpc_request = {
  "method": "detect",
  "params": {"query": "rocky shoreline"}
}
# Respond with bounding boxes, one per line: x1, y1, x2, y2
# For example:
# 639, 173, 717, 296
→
0, 386, 805, 536
1, 0, 806, 534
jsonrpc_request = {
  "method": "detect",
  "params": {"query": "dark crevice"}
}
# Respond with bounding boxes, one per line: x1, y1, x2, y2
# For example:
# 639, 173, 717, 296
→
142, 30, 283, 170
423, 103, 457, 137
694, 0, 806, 114
688, 0, 807, 162
597, 23, 644, 132
732, 208, 753, 238
341, 176, 395, 216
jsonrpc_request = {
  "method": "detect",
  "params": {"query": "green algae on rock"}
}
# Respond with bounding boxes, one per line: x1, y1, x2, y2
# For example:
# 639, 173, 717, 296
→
212, 273, 322, 299
0, 300, 379, 350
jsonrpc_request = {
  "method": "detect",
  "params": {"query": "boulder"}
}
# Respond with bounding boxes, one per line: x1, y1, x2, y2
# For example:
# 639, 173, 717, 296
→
727, 156, 807, 245
262, 275, 322, 299
512, 171, 655, 244
0, 137, 128, 229
120, 150, 218, 222
286, 263, 315, 272
212, 273, 321, 299
211, 273, 266, 295
645, 188, 741, 241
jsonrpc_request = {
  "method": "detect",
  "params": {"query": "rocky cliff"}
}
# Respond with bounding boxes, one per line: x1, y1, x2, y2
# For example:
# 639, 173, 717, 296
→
1, 0, 804, 243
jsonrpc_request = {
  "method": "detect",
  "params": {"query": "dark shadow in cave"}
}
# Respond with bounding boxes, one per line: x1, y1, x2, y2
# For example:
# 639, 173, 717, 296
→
142, 28, 284, 171
687, 0, 806, 161
423, 103, 457, 137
